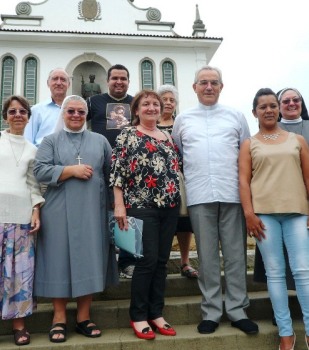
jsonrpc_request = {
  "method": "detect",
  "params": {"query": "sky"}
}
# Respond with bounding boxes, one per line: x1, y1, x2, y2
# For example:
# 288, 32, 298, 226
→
1, 0, 309, 133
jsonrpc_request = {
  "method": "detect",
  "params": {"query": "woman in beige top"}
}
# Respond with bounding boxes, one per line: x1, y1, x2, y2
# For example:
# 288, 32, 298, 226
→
254, 88, 309, 296
239, 88, 309, 350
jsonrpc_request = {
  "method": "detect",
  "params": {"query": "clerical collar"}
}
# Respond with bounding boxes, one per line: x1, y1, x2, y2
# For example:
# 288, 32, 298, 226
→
107, 93, 127, 101
281, 116, 302, 124
63, 124, 86, 133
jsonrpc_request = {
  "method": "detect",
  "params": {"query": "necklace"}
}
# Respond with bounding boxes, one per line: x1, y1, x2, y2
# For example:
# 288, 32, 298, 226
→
67, 132, 84, 165
139, 123, 157, 132
261, 132, 281, 141
8, 132, 26, 167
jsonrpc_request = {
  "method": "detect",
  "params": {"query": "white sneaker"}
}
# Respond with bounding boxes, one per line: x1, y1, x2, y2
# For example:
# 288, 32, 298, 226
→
119, 265, 135, 279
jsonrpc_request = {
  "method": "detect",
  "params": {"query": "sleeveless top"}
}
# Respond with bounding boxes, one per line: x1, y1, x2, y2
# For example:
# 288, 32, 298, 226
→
250, 132, 308, 214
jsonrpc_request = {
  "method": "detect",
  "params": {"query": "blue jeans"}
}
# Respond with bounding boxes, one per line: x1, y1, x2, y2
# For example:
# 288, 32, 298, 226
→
256, 214, 309, 336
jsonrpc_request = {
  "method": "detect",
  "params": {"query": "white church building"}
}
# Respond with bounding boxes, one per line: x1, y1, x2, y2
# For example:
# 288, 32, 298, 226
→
0, 0, 222, 130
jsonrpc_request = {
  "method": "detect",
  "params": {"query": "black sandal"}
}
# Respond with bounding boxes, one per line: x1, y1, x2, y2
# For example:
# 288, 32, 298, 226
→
13, 328, 30, 346
76, 320, 101, 338
180, 263, 198, 279
49, 323, 67, 343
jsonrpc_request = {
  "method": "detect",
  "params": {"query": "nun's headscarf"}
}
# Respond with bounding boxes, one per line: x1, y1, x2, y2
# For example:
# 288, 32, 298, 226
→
54, 95, 88, 133
277, 88, 309, 121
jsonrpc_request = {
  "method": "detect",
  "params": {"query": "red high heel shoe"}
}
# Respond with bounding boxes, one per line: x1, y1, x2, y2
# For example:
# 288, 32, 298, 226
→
130, 321, 155, 340
149, 320, 176, 336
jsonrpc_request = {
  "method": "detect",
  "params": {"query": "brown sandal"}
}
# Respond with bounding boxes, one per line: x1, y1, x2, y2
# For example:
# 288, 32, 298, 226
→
180, 263, 198, 279
13, 328, 30, 346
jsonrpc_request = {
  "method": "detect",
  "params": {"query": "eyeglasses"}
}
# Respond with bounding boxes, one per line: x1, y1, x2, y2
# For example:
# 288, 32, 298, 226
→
66, 109, 86, 116
281, 97, 302, 105
7, 108, 28, 116
196, 80, 221, 87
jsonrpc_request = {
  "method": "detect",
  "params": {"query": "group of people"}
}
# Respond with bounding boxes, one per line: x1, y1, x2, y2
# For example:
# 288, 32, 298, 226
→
1, 63, 309, 350
0, 68, 119, 346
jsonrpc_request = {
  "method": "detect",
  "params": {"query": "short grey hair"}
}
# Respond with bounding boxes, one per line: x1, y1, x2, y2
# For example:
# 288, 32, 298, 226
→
157, 84, 179, 104
60, 95, 88, 115
194, 65, 223, 84
54, 95, 87, 132
47, 68, 70, 83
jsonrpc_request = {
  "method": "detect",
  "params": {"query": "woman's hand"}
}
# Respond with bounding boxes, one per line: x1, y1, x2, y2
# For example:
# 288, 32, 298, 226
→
72, 164, 93, 180
59, 164, 94, 181
29, 209, 40, 234
113, 186, 128, 230
245, 213, 266, 241
114, 204, 128, 231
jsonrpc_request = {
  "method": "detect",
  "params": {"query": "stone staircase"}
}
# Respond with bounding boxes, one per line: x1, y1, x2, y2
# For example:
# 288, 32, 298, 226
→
0, 251, 304, 349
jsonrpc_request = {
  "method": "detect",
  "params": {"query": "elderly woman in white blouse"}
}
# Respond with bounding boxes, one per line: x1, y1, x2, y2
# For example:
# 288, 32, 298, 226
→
0, 95, 44, 346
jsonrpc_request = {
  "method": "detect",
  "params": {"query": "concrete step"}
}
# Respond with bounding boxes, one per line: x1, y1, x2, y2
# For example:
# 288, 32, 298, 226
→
0, 291, 301, 336
32, 272, 267, 304
0, 320, 306, 350
0, 272, 277, 336
0, 249, 290, 350
92, 271, 268, 301
166, 250, 256, 275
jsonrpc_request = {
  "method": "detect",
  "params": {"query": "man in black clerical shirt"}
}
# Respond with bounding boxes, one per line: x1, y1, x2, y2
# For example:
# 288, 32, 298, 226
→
87, 64, 136, 278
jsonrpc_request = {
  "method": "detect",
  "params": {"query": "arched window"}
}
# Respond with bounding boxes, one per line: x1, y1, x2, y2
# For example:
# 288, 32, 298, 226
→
24, 57, 38, 106
1, 56, 15, 130
141, 60, 154, 89
162, 60, 175, 85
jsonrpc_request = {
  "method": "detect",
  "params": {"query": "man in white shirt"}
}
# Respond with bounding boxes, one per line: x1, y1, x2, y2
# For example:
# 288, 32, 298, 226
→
172, 65, 258, 335
24, 68, 70, 146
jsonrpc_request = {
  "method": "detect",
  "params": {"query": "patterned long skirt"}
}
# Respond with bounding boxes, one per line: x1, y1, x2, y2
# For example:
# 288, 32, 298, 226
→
0, 223, 36, 319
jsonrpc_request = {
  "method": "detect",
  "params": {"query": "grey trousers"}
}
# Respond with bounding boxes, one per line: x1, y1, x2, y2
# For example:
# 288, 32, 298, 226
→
189, 202, 250, 322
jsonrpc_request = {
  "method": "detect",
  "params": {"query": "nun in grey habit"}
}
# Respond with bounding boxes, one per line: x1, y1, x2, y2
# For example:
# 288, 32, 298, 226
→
33, 95, 118, 342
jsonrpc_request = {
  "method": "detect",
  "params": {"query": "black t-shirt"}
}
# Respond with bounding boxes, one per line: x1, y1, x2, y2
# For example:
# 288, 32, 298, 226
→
87, 93, 133, 148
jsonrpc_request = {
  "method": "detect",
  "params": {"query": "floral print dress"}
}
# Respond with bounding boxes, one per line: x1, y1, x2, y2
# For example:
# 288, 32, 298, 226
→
0, 223, 36, 319
110, 126, 181, 209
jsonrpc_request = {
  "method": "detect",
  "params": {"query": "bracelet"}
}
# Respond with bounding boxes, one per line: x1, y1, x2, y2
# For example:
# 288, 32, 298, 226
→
32, 207, 39, 210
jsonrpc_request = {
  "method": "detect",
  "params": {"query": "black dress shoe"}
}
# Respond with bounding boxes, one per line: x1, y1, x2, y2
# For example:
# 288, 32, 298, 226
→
231, 319, 259, 334
197, 320, 219, 334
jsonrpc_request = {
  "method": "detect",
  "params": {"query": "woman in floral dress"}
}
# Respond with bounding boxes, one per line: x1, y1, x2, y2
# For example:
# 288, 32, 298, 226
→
0, 95, 44, 346
110, 90, 181, 340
